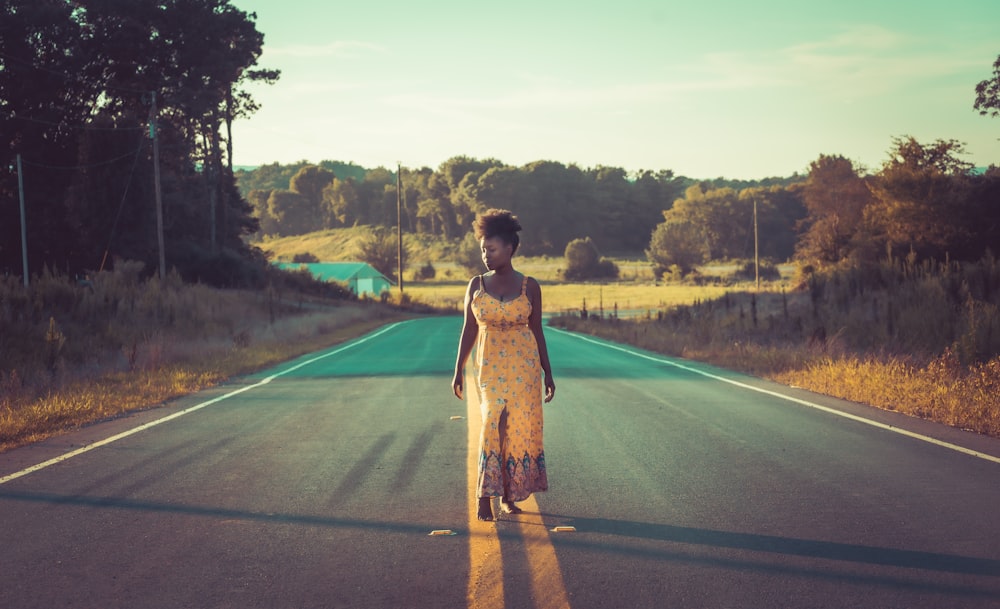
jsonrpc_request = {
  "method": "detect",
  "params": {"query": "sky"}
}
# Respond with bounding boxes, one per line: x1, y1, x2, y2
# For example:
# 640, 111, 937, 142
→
228, 0, 1000, 180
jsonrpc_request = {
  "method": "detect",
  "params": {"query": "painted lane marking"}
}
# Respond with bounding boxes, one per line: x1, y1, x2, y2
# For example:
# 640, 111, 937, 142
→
465, 374, 505, 608
552, 327, 1000, 466
514, 497, 572, 609
463, 369, 573, 609
0, 322, 407, 486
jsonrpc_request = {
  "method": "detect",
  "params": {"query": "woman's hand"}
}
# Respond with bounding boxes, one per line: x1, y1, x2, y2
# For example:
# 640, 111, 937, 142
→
452, 371, 464, 399
544, 374, 555, 403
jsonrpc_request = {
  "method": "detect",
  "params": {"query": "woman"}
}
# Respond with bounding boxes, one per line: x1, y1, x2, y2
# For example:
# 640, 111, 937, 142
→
452, 208, 556, 522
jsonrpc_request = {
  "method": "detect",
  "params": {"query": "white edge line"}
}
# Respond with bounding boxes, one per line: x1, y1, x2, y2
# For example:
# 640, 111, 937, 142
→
0, 321, 407, 485
551, 327, 1000, 465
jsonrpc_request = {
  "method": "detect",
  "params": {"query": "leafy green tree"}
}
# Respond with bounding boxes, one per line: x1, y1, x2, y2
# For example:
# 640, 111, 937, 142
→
358, 167, 396, 227
454, 232, 484, 276
0, 0, 277, 283
438, 156, 503, 229
865, 137, 974, 260
245, 189, 277, 235
974, 54, 1000, 118
290, 165, 334, 229
1, 0, 98, 272
563, 237, 619, 280
743, 184, 806, 262
356, 226, 407, 279
266, 190, 309, 236
963, 169, 1000, 259
646, 219, 708, 277
665, 185, 750, 261
324, 177, 361, 227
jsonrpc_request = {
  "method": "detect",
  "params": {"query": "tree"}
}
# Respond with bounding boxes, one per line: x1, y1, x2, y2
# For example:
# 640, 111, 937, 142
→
646, 220, 708, 277
794, 155, 872, 266
563, 237, 619, 280
290, 165, 334, 228
865, 136, 974, 260
454, 233, 484, 276
356, 226, 407, 279
266, 190, 309, 236
0, 0, 278, 282
324, 177, 361, 227
743, 184, 806, 262
664, 185, 750, 261
974, 54, 1000, 118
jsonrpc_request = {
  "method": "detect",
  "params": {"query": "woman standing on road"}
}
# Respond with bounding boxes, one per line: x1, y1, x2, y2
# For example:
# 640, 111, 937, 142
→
452, 208, 556, 522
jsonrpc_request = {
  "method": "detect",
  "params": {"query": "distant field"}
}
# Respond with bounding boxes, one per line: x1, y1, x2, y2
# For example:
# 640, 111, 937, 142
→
258, 227, 794, 314
402, 280, 734, 315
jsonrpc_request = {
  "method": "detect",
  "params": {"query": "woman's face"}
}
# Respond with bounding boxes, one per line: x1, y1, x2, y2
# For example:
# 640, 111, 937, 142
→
480, 236, 512, 271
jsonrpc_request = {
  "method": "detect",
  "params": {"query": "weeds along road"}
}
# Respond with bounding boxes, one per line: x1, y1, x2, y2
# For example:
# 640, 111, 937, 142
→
2, 316, 1000, 609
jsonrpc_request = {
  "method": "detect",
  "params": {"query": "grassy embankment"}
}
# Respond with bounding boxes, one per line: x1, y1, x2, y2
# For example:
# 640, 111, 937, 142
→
0, 264, 415, 453
550, 257, 1000, 438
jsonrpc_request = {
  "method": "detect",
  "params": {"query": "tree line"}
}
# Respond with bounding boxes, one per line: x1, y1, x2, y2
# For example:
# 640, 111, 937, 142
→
649, 137, 999, 277
239, 134, 998, 278
240, 158, 722, 257
1, 0, 277, 286
4, 2, 997, 288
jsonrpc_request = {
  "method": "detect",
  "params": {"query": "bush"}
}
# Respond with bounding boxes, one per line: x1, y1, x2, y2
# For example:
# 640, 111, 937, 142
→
733, 260, 782, 282
564, 237, 619, 280
414, 261, 436, 280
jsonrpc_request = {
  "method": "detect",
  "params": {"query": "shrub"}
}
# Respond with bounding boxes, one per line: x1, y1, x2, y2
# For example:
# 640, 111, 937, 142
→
564, 237, 619, 280
733, 260, 782, 282
415, 261, 436, 280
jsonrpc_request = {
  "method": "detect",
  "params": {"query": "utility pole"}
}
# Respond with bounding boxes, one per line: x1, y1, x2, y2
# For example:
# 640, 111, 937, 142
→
396, 161, 403, 294
753, 196, 760, 291
16, 154, 28, 287
150, 92, 166, 280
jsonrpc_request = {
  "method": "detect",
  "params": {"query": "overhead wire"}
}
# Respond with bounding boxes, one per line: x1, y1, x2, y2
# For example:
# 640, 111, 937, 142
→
99, 131, 148, 272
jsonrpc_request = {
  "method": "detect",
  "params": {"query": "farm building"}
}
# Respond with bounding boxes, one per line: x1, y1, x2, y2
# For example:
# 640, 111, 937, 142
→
275, 262, 395, 296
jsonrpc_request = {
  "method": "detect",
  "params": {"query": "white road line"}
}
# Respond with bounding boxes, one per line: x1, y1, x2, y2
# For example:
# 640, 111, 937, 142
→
553, 327, 1000, 466
0, 322, 406, 486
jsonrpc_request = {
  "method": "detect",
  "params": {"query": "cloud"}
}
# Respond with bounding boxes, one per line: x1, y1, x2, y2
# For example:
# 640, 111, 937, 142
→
742, 24, 981, 96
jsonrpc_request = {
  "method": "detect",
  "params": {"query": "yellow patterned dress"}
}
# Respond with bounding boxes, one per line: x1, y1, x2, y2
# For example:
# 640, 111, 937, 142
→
471, 274, 548, 501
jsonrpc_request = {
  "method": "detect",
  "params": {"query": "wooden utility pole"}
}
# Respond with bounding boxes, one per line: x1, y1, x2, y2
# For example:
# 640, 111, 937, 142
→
753, 196, 760, 291
16, 153, 28, 287
396, 162, 403, 294
151, 92, 166, 280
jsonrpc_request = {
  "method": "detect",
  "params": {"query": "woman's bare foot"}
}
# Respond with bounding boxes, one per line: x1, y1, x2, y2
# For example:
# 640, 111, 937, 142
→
500, 498, 522, 514
477, 497, 494, 521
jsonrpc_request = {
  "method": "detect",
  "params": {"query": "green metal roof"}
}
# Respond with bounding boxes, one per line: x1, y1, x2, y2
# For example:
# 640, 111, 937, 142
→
274, 262, 394, 284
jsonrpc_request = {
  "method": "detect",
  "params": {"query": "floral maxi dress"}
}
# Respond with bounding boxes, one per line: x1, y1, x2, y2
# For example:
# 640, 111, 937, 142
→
471, 274, 548, 501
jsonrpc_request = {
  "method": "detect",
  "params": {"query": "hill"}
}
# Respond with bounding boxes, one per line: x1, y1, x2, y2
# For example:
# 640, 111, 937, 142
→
257, 227, 465, 265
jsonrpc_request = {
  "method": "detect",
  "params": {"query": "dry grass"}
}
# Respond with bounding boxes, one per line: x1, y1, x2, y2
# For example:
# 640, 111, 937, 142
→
552, 255, 1000, 438
0, 266, 411, 453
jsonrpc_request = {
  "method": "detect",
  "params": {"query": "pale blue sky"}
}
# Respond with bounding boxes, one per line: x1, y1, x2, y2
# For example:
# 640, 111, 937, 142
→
229, 0, 999, 179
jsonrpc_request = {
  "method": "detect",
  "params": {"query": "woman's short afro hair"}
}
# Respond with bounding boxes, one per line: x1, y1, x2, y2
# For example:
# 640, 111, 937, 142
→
473, 208, 522, 254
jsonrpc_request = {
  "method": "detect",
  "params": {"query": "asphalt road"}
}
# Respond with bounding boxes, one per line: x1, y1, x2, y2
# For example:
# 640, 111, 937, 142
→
2, 316, 999, 609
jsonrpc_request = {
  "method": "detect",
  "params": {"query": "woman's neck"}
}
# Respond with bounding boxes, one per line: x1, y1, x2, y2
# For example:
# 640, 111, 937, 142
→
490, 264, 516, 277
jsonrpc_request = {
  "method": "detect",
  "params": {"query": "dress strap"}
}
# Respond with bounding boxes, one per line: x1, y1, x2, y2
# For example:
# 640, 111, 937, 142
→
479, 274, 485, 294
520, 275, 528, 296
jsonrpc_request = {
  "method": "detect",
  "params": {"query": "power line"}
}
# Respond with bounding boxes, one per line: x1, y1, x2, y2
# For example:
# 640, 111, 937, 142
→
3, 113, 146, 133
100, 132, 148, 272
18, 146, 147, 171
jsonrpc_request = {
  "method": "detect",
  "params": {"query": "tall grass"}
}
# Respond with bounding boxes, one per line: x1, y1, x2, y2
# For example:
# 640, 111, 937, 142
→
553, 255, 1000, 437
0, 263, 407, 451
